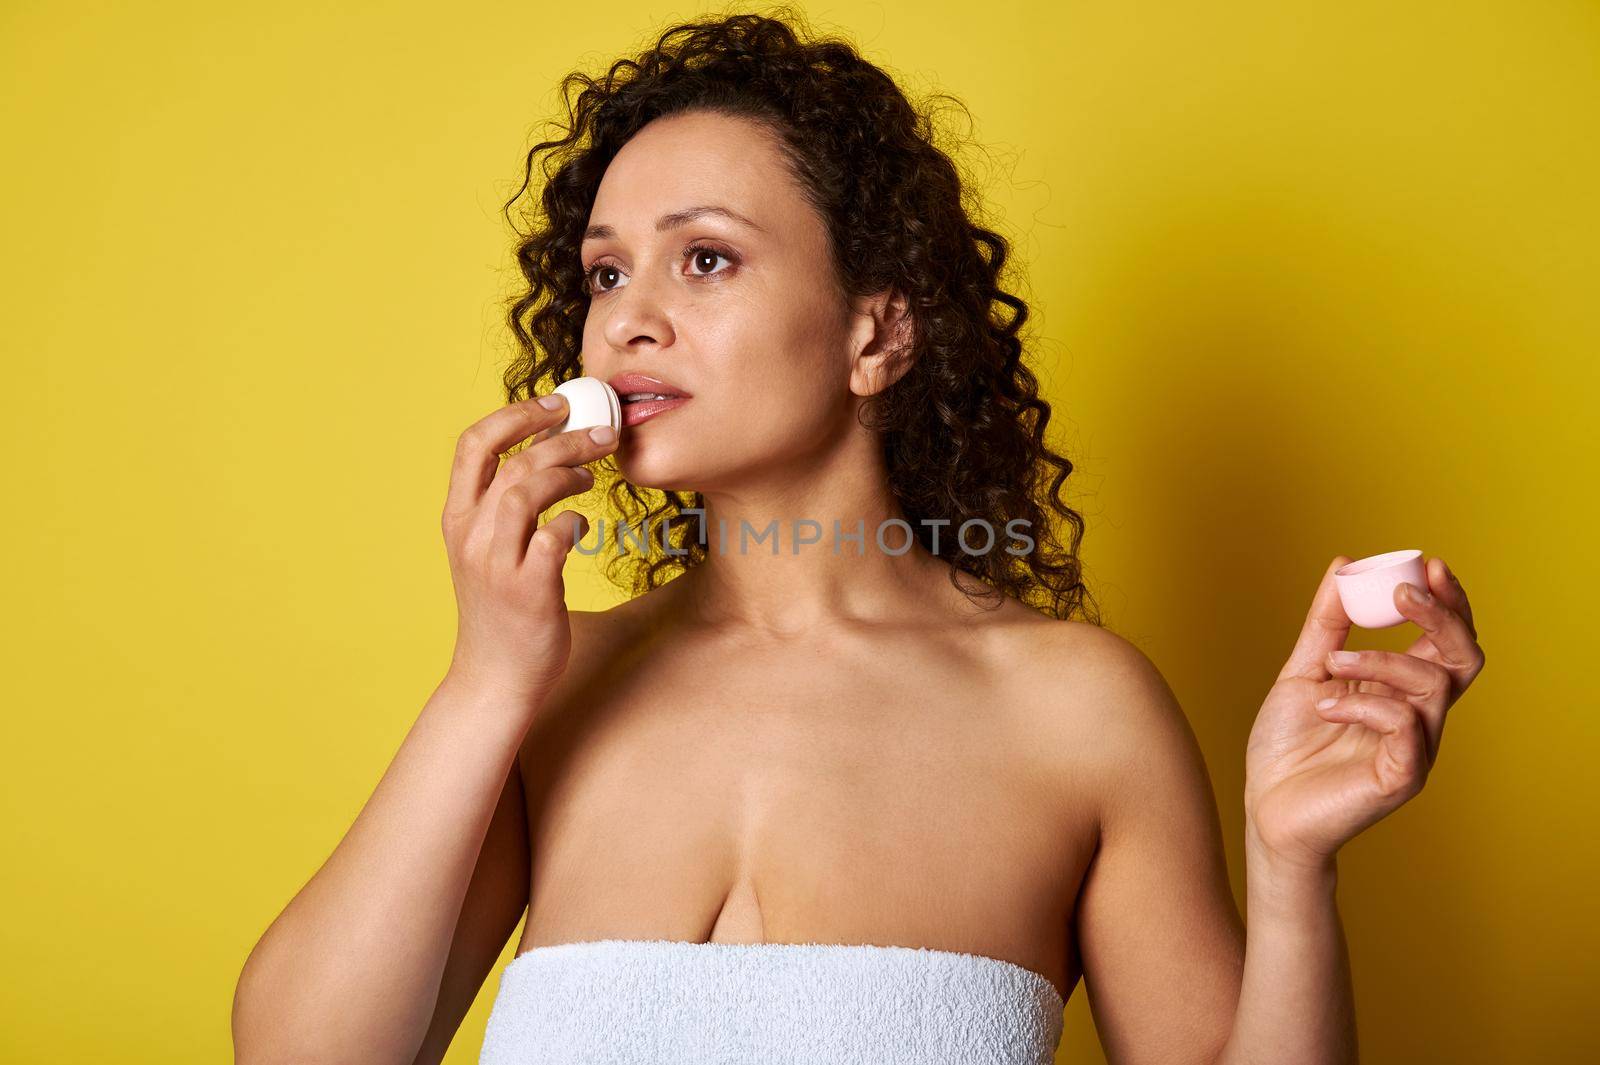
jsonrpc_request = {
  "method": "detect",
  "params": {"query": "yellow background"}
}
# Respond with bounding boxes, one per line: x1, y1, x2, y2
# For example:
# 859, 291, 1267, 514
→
3, 1, 1595, 1061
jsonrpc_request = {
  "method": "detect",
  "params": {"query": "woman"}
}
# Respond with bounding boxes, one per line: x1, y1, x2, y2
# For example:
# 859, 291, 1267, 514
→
232, 11, 1486, 1065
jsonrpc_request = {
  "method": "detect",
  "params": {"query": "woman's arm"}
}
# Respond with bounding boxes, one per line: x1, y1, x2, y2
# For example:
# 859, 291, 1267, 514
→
408, 746, 531, 1065
1065, 632, 1359, 1064
231, 674, 536, 1065
1216, 553, 1484, 1064
1064, 628, 1247, 1065
230, 392, 614, 1063
1210, 835, 1354, 1065
1071, 554, 1482, 1065
1086, 761, 1358, 1065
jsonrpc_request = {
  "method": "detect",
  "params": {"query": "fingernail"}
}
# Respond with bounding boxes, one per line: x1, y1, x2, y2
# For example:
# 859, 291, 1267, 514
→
589, 425, 617, 444
1316, 697, 1339, 710
1405, 582, 1432, 604
1442, 560, 1458, 584
537, 394, 563, 409
1329, 650, 1359, 667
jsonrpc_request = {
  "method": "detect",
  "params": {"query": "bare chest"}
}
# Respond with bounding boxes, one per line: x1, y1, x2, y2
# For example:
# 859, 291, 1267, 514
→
513, 627, 1095, 1002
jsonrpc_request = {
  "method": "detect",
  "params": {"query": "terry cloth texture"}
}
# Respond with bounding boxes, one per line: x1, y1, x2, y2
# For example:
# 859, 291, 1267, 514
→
479, 938, 1065, 1064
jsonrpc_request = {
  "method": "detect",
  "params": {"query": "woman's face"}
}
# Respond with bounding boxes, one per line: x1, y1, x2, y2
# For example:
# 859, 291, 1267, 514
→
578, 109, 859, 492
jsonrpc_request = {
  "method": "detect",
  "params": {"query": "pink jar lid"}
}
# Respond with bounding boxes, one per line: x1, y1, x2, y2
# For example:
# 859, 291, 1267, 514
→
1334, 549, 1427, 628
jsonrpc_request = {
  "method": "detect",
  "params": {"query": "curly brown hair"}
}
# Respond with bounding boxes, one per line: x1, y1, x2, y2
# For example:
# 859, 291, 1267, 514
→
498, 5, 1101, 624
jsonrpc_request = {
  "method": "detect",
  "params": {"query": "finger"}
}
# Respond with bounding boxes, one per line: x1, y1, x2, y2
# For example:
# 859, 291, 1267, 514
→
1325, 649, 1451, 759
490, 467, 588, 571
484, 429, 608, 526
1278, 555, 1355, 682
494, 424, 618, 494
444, 394, 569, 523
1314, 692, 1431, 786
1429, 557, 1477, 640
1393, 568, 1486, 701
526, 509, 591, 566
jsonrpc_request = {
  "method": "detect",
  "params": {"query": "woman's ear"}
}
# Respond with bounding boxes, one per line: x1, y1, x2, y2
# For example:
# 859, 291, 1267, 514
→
846, 287, 915, 397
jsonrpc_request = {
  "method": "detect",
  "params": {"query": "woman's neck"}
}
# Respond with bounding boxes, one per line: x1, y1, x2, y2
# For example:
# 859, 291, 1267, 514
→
673, 475, 955, 637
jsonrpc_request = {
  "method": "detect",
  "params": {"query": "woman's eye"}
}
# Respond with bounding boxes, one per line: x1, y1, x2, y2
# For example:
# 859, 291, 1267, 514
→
686, 245, 734, 277
582, 244, 736, 295
585, 264, 626, 294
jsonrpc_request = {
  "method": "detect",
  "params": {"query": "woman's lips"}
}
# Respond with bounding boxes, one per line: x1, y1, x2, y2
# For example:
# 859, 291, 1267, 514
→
620, 395, 690, 428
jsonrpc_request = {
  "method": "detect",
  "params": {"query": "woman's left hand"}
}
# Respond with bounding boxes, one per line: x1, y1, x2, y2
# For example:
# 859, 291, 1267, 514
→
1243, 555, 1486, 870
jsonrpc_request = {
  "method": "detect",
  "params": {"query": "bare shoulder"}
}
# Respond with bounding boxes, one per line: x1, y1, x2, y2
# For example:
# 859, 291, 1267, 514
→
517, 590, 673, 758
1004, 617, 1208, 814
1006, 615, 1180, 717
557, 579, 684, 671
562, 600, 642, 667
1008, 628, 1241, 1061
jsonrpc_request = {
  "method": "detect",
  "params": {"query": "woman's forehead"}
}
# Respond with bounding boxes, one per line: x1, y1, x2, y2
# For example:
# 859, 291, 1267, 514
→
590, 114, 802, 232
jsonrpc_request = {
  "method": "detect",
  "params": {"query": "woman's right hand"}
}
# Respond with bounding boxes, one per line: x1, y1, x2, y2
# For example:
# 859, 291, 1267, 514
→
439, 392, 618, 705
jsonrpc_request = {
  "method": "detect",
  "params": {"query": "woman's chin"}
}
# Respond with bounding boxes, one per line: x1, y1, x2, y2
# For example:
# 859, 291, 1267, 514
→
615, 454, 698, 493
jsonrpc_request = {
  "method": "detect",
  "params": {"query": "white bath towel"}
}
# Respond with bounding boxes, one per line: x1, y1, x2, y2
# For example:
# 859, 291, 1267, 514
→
478, 938, 1065, 1064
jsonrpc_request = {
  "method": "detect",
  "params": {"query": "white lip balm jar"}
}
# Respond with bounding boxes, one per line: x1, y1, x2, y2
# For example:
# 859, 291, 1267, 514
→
549, 377, 621, 436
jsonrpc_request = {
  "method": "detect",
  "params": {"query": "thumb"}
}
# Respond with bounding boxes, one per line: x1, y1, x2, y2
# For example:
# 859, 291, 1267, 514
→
1277, 555, 1354, 682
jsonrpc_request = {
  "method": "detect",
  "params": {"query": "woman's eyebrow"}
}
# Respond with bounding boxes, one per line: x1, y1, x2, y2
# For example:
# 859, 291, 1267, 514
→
583, 204, 765, 242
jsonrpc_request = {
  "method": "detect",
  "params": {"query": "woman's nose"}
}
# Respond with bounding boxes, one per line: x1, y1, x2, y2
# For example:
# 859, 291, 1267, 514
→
602, 272, 676, 350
